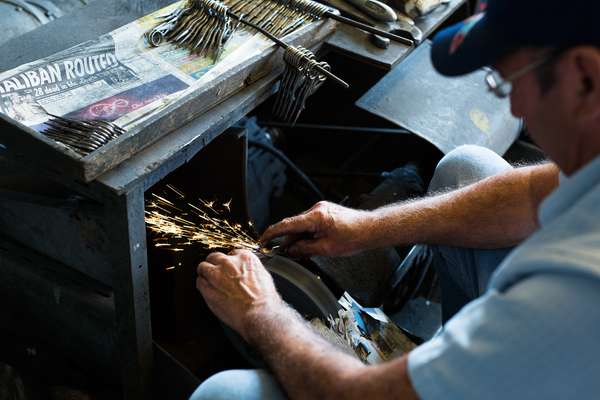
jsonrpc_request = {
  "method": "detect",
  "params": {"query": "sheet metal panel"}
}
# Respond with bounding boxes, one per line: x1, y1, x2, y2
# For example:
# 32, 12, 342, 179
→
356, 41, 521, 155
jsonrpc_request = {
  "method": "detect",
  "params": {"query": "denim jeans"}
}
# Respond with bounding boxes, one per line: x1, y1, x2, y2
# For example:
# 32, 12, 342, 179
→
189, 369, 286, 400
189, 145, 514, 400
427, 145, 514, 322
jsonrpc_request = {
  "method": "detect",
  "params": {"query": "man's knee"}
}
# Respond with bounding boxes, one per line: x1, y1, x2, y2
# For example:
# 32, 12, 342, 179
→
189, 369, 286, 400
429, 145, 512, 192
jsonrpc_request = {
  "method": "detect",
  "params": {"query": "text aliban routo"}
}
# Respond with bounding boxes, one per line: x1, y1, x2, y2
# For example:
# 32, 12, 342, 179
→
0, 52, 119, 94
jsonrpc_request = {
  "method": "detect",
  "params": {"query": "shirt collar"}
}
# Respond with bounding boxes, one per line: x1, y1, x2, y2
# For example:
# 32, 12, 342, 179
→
539, 156, 600, 226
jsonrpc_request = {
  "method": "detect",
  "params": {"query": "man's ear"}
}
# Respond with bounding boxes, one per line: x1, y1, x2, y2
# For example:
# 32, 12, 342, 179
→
569, 47, 600, 120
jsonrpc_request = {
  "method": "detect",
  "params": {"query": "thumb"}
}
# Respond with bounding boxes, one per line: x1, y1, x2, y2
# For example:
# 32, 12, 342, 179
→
260, 215, 318, 244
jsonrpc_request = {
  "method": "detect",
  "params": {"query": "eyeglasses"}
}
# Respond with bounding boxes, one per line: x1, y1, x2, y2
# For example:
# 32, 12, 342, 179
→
484, 53, 556, 98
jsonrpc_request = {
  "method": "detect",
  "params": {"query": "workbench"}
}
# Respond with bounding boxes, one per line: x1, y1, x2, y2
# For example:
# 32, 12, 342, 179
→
0, 1, 469, 399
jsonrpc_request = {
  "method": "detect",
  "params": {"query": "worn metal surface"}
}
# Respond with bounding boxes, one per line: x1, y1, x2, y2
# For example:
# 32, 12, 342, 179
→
0, 0, 142, 73
0, 0, 89, 48
356, 41, 521, 154
325, 0, 467, 69
0, 0, 178, 63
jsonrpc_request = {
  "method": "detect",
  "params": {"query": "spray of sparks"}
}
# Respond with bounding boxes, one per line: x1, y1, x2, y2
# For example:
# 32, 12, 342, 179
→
145, 185, 260, 255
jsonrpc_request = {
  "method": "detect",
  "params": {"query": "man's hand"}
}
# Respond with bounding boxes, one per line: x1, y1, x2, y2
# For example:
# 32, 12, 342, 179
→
260, 201, 374, 257
196, 249, 282, 341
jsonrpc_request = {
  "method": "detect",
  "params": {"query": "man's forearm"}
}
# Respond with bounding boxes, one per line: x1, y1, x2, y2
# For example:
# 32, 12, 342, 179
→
362, 163, 559, 250
244, 304, 363, 399
244, 304, 417, 400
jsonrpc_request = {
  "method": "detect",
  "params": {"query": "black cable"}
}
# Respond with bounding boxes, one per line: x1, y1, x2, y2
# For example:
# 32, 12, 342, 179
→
258, 121, 412, 135
248, 139, 325, 201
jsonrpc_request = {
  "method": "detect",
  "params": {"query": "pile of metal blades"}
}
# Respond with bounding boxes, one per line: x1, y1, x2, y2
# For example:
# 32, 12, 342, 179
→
42, 114, 126, 157
146, 0, 412, 63
223, 0, 327, 37
145, 0, 238, 60
272, 46, 330, 123
144, 0, 346, 122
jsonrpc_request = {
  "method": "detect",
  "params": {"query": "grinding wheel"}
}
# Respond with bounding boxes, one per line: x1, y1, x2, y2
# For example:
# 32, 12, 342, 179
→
223, 255, 341, 367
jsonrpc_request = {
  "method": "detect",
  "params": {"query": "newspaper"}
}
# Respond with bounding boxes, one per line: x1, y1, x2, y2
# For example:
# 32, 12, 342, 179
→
0, 1, 273, 133
313, 292, 416, 364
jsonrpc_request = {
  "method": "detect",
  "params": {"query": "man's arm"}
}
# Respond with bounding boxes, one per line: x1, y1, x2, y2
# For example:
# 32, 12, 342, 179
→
244, 303, 418, 400
261, 163, 559, 256
368, 162, 559, 249
196, 250, 419, 400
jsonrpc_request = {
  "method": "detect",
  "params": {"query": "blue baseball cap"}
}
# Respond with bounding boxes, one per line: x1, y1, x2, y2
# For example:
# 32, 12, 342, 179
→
431, 0, 600, 76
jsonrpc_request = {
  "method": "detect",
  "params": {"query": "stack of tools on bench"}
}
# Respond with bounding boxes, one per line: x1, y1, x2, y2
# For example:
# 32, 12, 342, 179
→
145, 0, 238, 59
223, 0, 413, 44
224, 0, 323, 38
41, 114, 126, 156
144, 0, 419, 122
145, 0, 351, 123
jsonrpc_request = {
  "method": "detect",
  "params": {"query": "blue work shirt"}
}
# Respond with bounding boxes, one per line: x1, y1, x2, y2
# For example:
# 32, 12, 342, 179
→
408, 157, 600, 399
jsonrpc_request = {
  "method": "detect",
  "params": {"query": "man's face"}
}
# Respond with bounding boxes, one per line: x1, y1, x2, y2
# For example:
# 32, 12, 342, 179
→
494, 47, 600, 174
494, 49, 571, 169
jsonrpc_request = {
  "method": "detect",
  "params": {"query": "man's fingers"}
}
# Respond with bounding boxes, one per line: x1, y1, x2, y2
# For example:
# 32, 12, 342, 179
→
206, 251, 242, 275
197, 261, 219, 282
260, 215, 317, 244
206, 252, 228, 264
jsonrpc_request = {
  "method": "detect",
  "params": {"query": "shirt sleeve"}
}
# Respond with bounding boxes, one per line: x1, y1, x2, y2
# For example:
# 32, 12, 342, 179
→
407, 273, 600, 400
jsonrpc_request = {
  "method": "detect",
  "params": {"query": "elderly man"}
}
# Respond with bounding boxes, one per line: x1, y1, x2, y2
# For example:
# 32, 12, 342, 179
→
191, 0, 600, 398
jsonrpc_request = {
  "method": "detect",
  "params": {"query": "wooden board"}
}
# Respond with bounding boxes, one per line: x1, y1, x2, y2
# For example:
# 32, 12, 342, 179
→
0, 10, 337, 184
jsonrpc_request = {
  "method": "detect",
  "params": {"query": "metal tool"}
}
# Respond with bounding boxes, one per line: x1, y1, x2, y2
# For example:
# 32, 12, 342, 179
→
225, 0, 312, 38
225, 8, 349, 88
285, 0, 414, 45
42, 114, 126, 156
146, 0, 349, 120
272, 46, 331, 123
343, 0, 397, 22
145, 0, 348, 88
145, 0, 238, 60
225, 0, 413, 45
320, 0, 423, 43
146, 0, 349, 89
